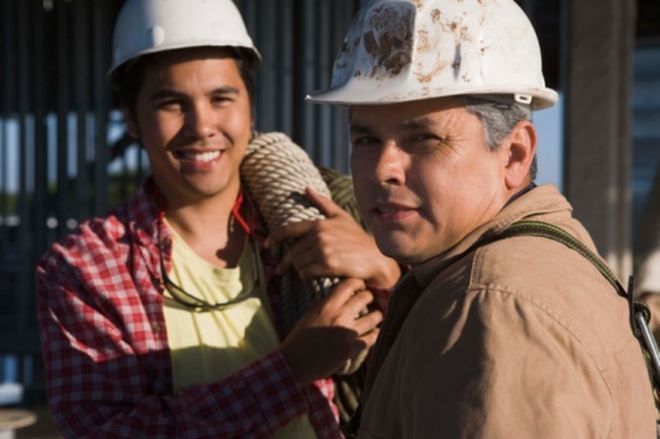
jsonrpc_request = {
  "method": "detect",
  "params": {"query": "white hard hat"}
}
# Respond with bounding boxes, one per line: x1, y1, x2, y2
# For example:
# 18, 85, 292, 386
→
307, 0, 558, 110
108, 0, 261, 80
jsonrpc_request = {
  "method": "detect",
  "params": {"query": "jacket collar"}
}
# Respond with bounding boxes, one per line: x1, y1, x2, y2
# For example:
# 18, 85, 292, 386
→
411, 184, 573, 289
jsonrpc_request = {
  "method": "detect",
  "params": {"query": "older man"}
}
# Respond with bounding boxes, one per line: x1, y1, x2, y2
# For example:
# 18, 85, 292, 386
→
309, 0, 657, 437
36, 0, 399, 437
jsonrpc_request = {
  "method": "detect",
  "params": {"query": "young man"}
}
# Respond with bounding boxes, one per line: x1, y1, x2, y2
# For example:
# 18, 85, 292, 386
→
309, 0, 657, 437
36, 1, 399, 437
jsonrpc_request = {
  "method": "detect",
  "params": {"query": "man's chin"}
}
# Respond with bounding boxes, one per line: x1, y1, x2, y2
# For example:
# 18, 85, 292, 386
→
376, 239, 426, 266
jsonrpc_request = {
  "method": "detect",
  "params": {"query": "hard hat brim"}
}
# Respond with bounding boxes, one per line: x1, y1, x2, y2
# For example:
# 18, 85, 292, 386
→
307, 85, 559, 111
107, 42, 262, 83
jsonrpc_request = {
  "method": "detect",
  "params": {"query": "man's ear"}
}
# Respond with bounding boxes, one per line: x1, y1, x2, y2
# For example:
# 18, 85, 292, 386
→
503, 120, 537, 190
122, 105, 139, 139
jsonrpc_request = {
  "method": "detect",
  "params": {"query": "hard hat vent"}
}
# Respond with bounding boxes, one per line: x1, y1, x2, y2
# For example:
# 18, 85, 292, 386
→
147, 26, 166, 48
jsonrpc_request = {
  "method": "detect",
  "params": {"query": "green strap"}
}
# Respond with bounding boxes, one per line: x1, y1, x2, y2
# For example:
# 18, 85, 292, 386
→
486, 220, 651, 321
493, 221, 627, 298
490, 220, 660, 393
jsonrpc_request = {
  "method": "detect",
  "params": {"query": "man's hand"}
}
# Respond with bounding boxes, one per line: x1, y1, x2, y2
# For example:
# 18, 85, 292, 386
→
267, 187, 400, 289
279, 278, 383, 385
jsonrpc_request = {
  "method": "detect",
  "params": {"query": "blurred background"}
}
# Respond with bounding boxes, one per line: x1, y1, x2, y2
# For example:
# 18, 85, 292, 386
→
0, 0, 659, 436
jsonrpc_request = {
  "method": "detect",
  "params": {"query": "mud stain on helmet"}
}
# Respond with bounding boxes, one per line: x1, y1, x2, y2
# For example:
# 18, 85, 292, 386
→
443, 19, 473, 42
363, 5, 414, 78
416, 28, 432, 53
415, 61, 449, 83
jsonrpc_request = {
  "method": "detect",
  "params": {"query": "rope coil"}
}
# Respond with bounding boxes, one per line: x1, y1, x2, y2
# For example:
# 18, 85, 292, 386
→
241, 132, 367, 375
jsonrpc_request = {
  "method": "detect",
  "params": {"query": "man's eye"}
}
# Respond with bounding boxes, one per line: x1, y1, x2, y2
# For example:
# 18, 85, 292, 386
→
211, 95, 233, 105
404, 133, 449, 154
157, 100, 182, 110
351, 136, 379, 146
411, 133, 443, 143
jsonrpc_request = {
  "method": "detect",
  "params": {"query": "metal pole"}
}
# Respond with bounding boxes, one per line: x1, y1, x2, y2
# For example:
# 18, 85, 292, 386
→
33, 0, 48, 262
562, 0, 636, 279
93, 0, 110, 216
56, 0, 70, 237
73, 0, 89, 222
16, 0, 32, 334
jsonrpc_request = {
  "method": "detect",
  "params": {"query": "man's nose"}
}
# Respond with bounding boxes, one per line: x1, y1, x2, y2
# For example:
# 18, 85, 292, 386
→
184, 102, 217, 139
374, 142, 406, 186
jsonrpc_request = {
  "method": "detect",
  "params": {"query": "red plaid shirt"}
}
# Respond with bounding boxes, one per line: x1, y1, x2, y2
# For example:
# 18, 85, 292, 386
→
36, 181, 341, 438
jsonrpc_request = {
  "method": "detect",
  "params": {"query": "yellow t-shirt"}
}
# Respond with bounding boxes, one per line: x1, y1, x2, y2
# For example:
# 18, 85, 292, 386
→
162, 225, 316, 438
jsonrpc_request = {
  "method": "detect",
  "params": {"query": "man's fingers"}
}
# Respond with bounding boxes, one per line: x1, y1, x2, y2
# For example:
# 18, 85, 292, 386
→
324, 278, 367, 308
343, 288, 375, 314
278, 253, 326, 277
276, 234, 323, 274
267, 220, 316, 247
266, 189, 345, 247
357, 327, 380, 350
354, 309, 383, 336
305, 187, 344, 218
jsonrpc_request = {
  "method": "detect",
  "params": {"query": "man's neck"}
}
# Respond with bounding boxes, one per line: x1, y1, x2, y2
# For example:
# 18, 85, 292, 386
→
164, 186, 245, 268
505, 181, 536, 207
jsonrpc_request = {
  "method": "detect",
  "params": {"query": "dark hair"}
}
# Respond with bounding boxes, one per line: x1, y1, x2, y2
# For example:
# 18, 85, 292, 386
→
111, 47, 257, 116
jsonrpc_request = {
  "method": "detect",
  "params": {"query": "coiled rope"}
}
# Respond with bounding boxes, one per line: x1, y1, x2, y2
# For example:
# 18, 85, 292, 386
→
241, 132, 366, 375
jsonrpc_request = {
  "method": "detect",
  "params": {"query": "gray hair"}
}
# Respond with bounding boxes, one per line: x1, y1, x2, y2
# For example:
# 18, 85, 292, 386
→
465, 97, 537, 180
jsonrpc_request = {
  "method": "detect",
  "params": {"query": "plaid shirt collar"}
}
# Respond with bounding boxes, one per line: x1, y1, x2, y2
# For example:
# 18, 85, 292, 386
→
124, 178, 166, 249
125, 177, 264, 246
124, 177, 275, 310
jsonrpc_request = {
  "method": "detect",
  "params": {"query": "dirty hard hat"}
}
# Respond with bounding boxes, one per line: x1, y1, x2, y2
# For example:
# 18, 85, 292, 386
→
108, 0, 261, 81
307, 0, 558, 110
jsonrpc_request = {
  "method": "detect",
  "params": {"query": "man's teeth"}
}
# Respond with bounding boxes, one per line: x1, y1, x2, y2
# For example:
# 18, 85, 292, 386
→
180, 151, 221, 162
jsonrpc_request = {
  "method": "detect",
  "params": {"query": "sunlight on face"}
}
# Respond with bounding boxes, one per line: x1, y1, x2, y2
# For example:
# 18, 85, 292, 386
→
131, 48, 252, 208
350, 98, 511, 265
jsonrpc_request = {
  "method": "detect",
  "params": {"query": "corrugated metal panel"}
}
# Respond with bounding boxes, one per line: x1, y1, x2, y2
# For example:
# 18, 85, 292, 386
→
73, 0, 90, 222
56, 0, 71, 238
93, 0, 111, 216
15, 0, 32, 337
238, 0, 360, 172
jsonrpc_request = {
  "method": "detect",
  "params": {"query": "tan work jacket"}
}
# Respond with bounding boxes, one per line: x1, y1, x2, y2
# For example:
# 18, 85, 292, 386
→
358, 185, 656, 439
